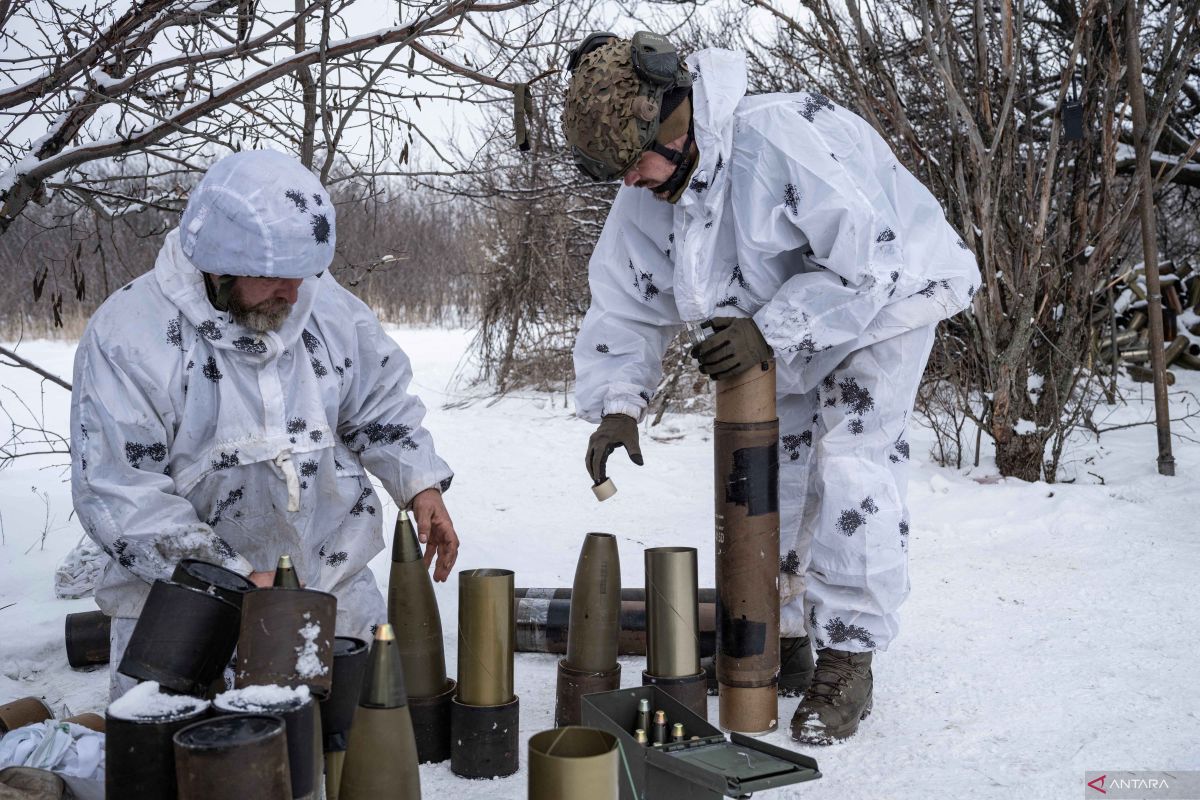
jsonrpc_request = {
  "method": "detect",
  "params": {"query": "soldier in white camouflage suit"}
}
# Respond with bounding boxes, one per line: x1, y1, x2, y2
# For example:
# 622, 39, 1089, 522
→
70, 151, 460, 699
563, 33, 979, 742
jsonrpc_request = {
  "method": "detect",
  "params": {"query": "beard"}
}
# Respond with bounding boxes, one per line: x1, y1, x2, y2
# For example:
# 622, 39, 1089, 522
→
228, 295, 292, 333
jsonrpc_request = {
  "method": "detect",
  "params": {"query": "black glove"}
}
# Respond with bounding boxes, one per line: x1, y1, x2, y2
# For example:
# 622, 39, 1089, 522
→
586, 413, 643, 484
690, 317, 772, 380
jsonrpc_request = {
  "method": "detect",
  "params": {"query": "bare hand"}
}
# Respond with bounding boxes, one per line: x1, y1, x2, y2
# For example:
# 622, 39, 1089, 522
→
410, 488, 460, 582
248, 570, 275, 588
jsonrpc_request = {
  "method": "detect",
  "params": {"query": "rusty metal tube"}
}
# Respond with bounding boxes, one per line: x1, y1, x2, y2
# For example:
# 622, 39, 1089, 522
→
714, 360, 780, 735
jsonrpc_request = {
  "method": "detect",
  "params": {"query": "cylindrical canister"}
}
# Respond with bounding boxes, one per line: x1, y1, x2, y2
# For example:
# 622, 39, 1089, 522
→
407, 677, 456, 764
214, 686, 318, 799
645, 547, 701, 677
236, 587, 337, 698
63, 712, 106, 732
450, 695, 520, 779
172, 559, 257, 609
339, 624, 421, 800
516, 587, 717, 604
0, 697, 52, 733
528, 726, 619, 800
387, 510, 450, 698
106, 685, 210, 800
564, 533, 621, 672
319, 637, 369, 753
516, 598, 717, 657
118, 580, 241, 696
457, 568, 515, 707
64, 610, 111, 668
174, 713, 292, 799
554, 659, 621, 728
714, 360, 780, 735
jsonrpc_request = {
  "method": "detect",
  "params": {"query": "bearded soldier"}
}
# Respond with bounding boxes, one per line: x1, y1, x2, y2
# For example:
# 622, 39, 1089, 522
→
70, 151, 460, 698
563, 33, 979, 743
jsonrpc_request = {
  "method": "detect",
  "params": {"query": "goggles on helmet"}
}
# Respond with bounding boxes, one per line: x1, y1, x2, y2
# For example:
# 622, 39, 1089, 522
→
566, 31, 692, 182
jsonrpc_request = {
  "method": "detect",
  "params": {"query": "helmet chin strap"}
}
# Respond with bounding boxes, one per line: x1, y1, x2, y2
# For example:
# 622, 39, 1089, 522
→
649, 121, 697, 203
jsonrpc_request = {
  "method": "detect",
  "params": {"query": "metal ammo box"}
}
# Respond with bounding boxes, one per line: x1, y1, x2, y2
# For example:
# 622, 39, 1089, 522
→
582, 685, 820, 799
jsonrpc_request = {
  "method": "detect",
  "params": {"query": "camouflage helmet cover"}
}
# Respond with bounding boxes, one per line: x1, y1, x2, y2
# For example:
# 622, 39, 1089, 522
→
562, 39, 660, 179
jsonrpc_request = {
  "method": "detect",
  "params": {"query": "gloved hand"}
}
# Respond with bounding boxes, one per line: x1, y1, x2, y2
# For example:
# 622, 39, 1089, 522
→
690, 317, 772, 380
586, 414, 643, 484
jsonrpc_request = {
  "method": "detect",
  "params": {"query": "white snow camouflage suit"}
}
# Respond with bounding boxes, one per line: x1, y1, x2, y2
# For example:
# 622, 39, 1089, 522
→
71, 229, 452, 696
573, 49, 980, 651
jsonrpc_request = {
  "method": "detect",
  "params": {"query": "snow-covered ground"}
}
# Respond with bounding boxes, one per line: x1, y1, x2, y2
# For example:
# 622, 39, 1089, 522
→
2, 326, 1199, 799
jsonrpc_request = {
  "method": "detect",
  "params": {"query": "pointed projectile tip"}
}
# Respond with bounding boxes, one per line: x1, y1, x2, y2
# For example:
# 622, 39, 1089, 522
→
391, 510, 423, 563
273, 555, 301, 588
360, 623, 407, 708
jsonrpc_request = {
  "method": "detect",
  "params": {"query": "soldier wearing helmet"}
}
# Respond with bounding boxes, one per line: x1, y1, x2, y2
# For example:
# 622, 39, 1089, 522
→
564, 33, 980, 743
69, 151, 460, 699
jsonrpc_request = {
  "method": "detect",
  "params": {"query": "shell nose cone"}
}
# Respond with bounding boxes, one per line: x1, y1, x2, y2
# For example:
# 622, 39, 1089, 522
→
392, 511, 423, 563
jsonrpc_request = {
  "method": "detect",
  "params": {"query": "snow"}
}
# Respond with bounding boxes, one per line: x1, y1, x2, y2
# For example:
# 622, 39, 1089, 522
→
105, 681, 207, 721
3, 326, 1200, 798
294, 620, 326, 679
215, 684, 309, 712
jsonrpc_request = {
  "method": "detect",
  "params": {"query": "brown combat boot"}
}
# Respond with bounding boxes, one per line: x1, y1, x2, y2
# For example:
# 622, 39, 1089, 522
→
789, 648, 873, 745
778, 636, 815, 697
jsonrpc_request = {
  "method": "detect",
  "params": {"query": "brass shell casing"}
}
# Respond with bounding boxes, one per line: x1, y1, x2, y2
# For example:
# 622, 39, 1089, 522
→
528, 726, 619, 800
645, 547, 701, 678
714, 359, 780, 735
387, 513, 450, 699
456, 569, 515, 706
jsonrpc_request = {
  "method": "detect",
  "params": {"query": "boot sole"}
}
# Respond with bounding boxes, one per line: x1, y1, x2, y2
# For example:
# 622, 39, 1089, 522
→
789, 695, 873, 746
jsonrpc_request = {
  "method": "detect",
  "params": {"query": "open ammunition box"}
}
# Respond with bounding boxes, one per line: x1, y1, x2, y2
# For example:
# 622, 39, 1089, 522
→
582, 686, 820, 800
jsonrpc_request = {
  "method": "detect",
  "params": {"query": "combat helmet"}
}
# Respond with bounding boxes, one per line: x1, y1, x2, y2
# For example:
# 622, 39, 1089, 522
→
562, 32, 695, 196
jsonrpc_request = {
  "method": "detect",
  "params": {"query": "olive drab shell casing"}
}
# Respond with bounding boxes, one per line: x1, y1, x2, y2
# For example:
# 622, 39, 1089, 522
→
644, 547, 701, 678
457, 569, 515, 707
118, 580, 241, 696
106, 699, 210, 800
273, 554, 301, 589
714, 360, 780, 735
636, 699, 650, 735
173, 713, 292, 799
564, 533, 621, 672
528, 726, 619, 800
387, 510, 450, 699
64, 610, 111, 668
339, 624, 421, 800
0, 697, 52, 733
172, 558, 257, 609
235, 586, 337, 698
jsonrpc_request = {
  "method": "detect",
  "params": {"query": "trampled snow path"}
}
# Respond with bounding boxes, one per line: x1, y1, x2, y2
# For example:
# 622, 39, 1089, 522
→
2, 326, 1198, 799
